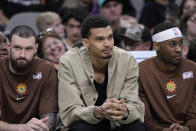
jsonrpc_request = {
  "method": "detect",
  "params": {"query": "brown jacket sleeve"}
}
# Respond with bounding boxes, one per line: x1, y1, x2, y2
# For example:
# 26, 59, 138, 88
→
184, 85, 196, 131
139, 78, 163, 131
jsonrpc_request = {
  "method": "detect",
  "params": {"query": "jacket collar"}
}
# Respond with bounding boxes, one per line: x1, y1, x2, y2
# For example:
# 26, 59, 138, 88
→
79, 46, 117, 90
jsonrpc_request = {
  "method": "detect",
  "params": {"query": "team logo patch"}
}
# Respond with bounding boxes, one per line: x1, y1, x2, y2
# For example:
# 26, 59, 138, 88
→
166, 80, 177, 93
16, 83, 28, 95
182, 71, 193, 79
173, 28, 179, 36
33, 72, 42, 80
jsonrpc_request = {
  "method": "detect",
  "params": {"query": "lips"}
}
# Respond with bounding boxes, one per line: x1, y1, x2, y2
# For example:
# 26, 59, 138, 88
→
175, 54, 182, 60
102, 48, 112, 54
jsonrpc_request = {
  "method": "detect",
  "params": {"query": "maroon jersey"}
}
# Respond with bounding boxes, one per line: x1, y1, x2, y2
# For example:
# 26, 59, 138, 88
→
0, 57, 58, 124
139, 57, 196, 131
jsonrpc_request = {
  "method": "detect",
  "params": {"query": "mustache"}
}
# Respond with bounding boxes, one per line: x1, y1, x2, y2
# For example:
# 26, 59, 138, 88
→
102, 47, 113, 51
16, 58, 28, 61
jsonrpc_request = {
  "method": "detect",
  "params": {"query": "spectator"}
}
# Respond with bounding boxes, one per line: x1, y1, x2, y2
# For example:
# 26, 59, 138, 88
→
0, 0, 63, 26
62, 7, 88, 50
139, 0, 169, 31
187, 39, 196, 62
99, 0, 137, 31
178, 0, 196, 20
179, 9, 196, 42
139, 22, 196, 131
114, 24, 152, 51
36, 11, 65, 40
0, 25, 58, 131
58, 14, 145, 131
63, 0, 99, 15
37, 28, 66, 71
0, 31, 8, 58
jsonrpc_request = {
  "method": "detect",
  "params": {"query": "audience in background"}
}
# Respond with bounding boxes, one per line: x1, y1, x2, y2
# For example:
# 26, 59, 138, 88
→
63, 0, 99, 15
37, 29, 66, 71
0, 0, 63, 26
0, 31, 8, 58
182, 35, 190, 58
114, 24, 152, 51
62, 7, 88, 50
179, 9, 196, 58
36, 11, 65, 40
99, 0, 137, 31
178, 0, 196, 20
187, 39, 196, 62
139, 0, 169, 31
179, 9, 196, 42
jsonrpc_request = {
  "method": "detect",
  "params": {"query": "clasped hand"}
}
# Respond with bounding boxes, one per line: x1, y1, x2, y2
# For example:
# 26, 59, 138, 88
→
95, 98, 128, 120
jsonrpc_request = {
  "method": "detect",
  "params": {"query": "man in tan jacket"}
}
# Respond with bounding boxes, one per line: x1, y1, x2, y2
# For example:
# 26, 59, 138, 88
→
58, 14, 145, 131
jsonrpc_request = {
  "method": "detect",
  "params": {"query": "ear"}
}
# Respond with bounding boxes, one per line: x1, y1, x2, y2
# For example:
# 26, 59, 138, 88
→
7, 42, 10, 57
7, 42, 10, 50
34, 43, 38, 55
82, 39, 89, 48
153, 42, 159, 51
144, 41, 152, 50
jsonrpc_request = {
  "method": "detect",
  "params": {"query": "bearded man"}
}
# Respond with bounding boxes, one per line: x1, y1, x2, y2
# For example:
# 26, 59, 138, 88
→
0, 25, 58, 131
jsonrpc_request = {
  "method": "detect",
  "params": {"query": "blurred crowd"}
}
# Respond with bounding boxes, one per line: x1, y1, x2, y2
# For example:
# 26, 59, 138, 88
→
1, 0, 196, 63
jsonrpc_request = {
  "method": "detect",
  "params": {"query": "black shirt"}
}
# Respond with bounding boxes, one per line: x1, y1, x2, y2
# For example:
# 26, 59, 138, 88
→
94, 71, 108, 106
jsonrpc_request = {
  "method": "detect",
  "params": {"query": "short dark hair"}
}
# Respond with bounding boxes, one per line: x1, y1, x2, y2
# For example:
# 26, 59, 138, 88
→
153, 22, 175, 35
62, 7, 89, 24
9, 25, 36, 42
81, 14, 111, 38
187, 39, 196, 62
0, 32, 7, 44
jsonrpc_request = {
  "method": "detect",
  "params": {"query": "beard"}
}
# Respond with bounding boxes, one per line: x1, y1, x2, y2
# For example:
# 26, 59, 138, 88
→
10, 55, 32, 74
160, 54, 182, 66
101, 55, 112, 59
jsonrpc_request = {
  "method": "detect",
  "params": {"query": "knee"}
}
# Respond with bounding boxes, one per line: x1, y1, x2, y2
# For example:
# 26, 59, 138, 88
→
117, 120, 146, 131
69, 121, 97, 131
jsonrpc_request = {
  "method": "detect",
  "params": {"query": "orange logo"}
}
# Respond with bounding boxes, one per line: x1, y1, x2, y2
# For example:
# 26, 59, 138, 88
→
166, 81, 177, 93
16, 83, 28, 95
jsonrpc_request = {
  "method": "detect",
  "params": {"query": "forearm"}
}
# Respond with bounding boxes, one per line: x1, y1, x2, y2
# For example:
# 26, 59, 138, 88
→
60, 105, 102, 127
40, 113, 57, 131
0, 121, 21, 131
184, 119, 196, 131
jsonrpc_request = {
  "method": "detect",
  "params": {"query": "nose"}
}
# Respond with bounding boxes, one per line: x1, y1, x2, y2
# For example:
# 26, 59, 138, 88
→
49, 44, 55, 50
176, 44, 182, 52
20, 49, 26, 57
73, 27, 80, 34
104, 39, 111, 47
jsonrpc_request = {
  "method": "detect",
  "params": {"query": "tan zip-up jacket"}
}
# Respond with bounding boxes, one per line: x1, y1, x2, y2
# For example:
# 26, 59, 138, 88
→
58, 46, 144, 128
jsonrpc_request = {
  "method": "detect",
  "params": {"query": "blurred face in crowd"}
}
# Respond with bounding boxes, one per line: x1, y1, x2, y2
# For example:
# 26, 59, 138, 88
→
51, 19, 65, 38
99, 1, 123, 23
64, 18, 81, 43
9, 35, 37, 73
77, 0, 92, 7
187, 12, 196, 41
83, 26, 114, 60
155, 37, 183, 66
0, 33, 8, 58
122, 39, 151, 51
42, 36, 66, 63
155, 0, 169, 5
183, 0, 196, 14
